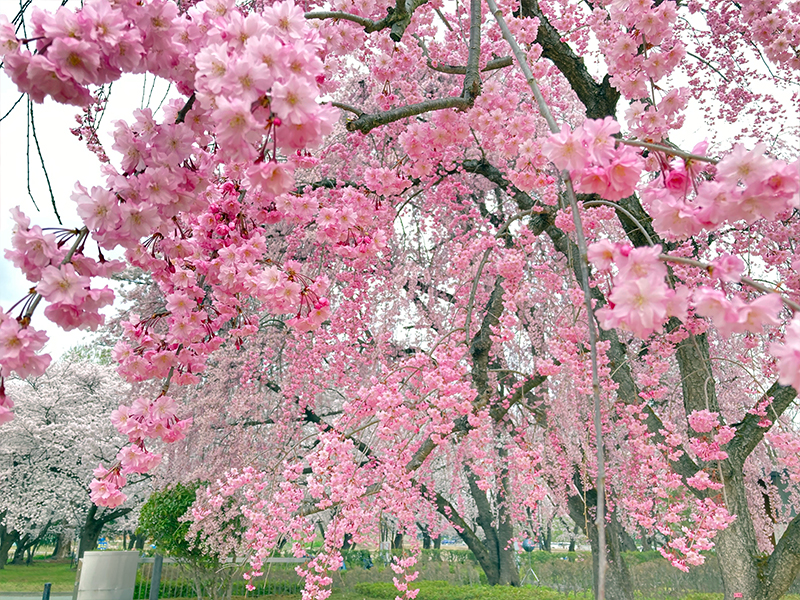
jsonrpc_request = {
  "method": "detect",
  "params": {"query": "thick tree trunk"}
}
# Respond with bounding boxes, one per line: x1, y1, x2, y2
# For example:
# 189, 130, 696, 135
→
391, 533, 403, 550
53, 533, 72, 560
0, 537, 16, 568
12, 537, 29, 564
433, 536, 441, 549
0, 523, 18, 569
617, 523, 638, 553
421, 527, 431, 550
466, 468, 520, 586
568, 491, 633, 600
711, 468, 769, 600
79, 505, 105, 559
540, 522, 552, 552
78, 504, 133, 559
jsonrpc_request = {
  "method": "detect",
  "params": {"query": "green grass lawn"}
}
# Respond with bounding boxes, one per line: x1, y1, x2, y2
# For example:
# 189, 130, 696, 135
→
0, 561, 76, 593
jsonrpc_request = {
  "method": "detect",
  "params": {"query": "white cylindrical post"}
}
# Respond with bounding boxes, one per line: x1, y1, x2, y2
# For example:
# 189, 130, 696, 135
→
75, 551, 141, 600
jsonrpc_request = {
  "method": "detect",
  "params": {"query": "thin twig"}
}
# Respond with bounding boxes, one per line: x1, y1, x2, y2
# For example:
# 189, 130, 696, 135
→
464, 247, 493, 344
582, 199, 654, 245
0, 93, 25, 122
660, 253, 800, 313
620, 139, 719, 164
28, 99, 59, 223
434, 7, 454, 31
486, 0, 606, 596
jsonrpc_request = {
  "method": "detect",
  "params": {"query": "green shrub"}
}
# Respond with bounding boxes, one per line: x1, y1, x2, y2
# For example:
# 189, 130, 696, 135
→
680, 594, 722, 600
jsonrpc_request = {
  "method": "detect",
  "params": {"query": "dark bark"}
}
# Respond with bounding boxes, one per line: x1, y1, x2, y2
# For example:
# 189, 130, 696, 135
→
12, 534, 31, 564
342, 532, 354, 551
518, 0, 619, 120
539, 522, 552, 552
392, 533, 403, 550
617, 526, 638, 553
425, 484, 518, 585
466, 465, 520, 586
568, 484, 633, 600
0, 534, 16, 568
433, 536, 441, 549
0, 517, 18, 569
420, 524, 432, 549
78, 504, 133, 559
52, 532, 72, 560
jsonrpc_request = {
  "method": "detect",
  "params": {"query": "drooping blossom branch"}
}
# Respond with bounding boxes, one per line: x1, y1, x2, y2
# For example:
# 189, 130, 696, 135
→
485, 0, 608, 595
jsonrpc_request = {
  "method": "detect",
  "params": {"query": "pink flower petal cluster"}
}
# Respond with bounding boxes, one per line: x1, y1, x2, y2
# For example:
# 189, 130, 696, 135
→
643, 143, 799, 241
693, 289, 782, 337
770, 315, 800, 393
89, 464, 126, 507
542, 118, 644, 201
0, 309, 51, 382
0, 0, 190, 106
590, 242, 686, 338
0, 379, 13, 425
687, 409, 720, 433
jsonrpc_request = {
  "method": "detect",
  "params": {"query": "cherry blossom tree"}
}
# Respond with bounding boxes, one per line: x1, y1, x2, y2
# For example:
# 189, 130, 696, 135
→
1, 0, 800, 599
0, 357, 148, 561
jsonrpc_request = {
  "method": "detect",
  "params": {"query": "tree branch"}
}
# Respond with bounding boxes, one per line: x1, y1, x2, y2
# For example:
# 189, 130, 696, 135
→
345, 97, 471, 134
518, 0, 619, 119
428, 56, 513, 75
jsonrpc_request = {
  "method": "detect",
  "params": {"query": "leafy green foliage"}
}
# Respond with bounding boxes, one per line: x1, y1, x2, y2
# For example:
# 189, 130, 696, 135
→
138, 482, 201, 559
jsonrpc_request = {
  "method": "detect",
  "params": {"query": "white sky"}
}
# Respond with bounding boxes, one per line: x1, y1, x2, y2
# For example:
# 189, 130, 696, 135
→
0, 62, 173, 358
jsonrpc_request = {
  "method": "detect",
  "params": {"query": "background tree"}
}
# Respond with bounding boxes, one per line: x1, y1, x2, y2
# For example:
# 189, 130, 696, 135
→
0, 357, 148, 561
0, 0, 799, 599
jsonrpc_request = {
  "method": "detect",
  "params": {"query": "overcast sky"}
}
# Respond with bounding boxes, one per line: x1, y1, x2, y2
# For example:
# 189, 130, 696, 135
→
0, 62, 173, 358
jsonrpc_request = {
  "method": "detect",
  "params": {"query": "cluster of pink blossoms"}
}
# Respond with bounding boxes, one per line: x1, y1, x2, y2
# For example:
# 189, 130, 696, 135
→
542, 117, 644, 201
0, 206, 121, 418
739, 0, 800, 71
685, 409, 736, 463
588, 239, 797, 383
643, 143, 800, 241
0, 0, 190, 107
86, 395, 193, 504
595, 0, 685, 99
588, 242, 686, 338
0, 0, 349, 511
617, 403, 735, 570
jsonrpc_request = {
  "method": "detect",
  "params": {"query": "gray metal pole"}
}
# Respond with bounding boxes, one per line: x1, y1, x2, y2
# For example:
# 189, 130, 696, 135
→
148, 555, 163, 600
42, 583, 51, 600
